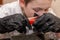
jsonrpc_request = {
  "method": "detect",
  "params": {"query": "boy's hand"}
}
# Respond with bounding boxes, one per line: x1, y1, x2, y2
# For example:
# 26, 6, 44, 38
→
33, 13, 60, 33
0, 14, 27, 33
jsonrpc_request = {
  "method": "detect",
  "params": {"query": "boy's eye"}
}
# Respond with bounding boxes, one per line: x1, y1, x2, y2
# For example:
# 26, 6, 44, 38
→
32, 8, 43, 12
45, 9, 48, 11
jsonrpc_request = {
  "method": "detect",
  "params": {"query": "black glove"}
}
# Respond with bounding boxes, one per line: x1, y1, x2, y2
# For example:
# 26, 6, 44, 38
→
0, 14, 27, 34
33, 13, 60, 40
33, 13, 60, 33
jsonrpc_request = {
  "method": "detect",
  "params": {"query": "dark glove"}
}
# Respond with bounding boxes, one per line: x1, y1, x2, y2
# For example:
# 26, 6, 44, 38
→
0, 14, 27, 34
33, 13, 60, 33
32, 13, 60, 40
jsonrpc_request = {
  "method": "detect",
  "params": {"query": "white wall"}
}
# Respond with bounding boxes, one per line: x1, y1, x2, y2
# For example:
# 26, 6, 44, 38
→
51, 0, 60, 17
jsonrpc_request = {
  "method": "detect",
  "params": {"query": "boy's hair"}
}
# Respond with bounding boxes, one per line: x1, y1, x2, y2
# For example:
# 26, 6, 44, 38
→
24, 0, 32, 5
22, 0, 55, 5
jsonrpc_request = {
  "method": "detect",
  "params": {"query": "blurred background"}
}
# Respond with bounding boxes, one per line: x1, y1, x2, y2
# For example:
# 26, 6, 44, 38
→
0, 0, 60, 17
51, 0, 60, 17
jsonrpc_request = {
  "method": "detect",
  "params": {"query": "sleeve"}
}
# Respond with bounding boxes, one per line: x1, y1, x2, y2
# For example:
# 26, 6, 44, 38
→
0, 4, 12, 18
0, 3, 17, 18
0, 7, 7, 18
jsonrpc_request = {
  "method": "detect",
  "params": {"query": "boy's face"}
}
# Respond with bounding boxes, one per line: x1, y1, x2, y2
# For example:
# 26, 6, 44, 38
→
20, 0, 52, 17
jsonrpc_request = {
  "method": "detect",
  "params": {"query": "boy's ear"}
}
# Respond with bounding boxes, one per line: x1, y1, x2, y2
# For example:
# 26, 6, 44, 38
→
19, 0, 25, 7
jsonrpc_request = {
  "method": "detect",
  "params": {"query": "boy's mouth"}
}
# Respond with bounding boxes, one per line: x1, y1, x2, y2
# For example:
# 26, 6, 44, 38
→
34, 13, 39, 17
